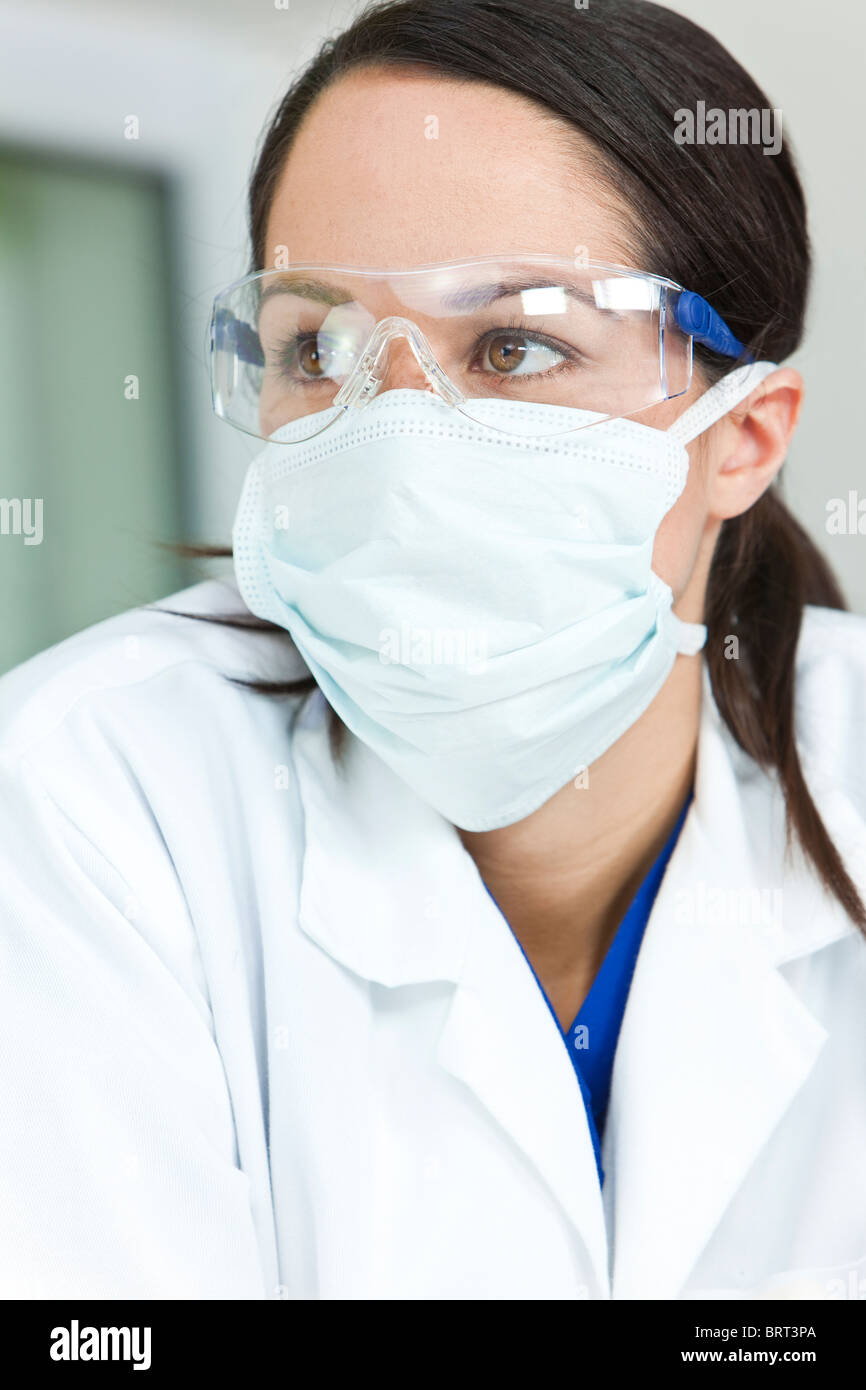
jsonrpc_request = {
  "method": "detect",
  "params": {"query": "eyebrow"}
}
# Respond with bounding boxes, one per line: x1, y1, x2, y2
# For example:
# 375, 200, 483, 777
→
258, 277, 353, 307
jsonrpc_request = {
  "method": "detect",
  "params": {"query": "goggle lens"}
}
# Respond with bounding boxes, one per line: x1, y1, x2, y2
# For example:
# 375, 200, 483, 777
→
211, 258, 696, 441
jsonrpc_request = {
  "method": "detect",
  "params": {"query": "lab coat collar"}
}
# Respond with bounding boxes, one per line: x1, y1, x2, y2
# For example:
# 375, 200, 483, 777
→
291, 666, 863, 1298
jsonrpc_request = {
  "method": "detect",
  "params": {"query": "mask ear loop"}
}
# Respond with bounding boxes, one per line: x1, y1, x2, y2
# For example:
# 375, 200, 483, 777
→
667, 360, 778, 446
659, 360, 778, 657
669, 611, 710, 656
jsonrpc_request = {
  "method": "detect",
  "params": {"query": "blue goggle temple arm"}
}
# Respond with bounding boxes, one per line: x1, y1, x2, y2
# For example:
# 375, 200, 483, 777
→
674, 290, 751, 361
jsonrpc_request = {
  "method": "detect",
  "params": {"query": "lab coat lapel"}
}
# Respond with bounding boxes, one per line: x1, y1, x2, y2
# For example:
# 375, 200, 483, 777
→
291, 689, 610, 1294
433, 884, 611, 1296
605, 667, 854, 1300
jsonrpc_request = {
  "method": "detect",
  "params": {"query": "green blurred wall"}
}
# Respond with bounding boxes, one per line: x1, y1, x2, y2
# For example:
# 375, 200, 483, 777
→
0, 149, 190, 673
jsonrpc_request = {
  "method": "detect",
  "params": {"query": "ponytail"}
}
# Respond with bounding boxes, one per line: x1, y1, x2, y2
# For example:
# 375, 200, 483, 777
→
705, 490, 866, 927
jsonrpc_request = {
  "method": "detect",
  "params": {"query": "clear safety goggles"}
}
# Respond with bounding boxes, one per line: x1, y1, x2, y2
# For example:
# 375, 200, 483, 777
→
209, 254, 748, 442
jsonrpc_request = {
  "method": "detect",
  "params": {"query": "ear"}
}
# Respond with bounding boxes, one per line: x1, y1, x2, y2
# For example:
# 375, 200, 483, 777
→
704, 367, 804, 521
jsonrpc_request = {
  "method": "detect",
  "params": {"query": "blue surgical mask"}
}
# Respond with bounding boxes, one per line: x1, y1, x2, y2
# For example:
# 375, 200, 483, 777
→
232, 362, 776, 830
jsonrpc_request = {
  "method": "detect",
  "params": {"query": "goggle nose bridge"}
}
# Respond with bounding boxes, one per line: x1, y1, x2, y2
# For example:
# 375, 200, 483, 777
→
332, 314, 464, 410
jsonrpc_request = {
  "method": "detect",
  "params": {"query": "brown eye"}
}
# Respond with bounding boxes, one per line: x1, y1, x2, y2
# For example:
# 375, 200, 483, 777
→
485, 333, 528, 373
298, 338, 325, 377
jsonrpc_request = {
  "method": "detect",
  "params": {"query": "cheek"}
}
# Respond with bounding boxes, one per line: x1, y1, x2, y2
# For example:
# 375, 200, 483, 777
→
650, 443, 709, 594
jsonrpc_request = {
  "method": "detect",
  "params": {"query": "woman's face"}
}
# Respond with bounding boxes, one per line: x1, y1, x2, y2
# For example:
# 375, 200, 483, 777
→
263, 67, 750, 618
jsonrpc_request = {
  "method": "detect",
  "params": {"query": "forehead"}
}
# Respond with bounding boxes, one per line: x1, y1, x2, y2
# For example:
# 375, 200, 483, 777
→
263, 66, 639, 270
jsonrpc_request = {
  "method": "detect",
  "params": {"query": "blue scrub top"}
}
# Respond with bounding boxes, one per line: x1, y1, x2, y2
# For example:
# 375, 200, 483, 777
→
487, 789, 693, 1187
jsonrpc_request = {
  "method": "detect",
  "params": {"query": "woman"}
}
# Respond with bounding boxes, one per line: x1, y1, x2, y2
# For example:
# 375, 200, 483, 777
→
1, 0, 865, 1301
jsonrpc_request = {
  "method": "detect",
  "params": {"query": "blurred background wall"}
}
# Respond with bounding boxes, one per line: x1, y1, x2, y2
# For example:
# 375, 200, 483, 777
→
0, 0, 862, 672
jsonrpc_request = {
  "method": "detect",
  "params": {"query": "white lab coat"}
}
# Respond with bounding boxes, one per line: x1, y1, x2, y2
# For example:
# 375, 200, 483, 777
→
1, 578, 865, 1301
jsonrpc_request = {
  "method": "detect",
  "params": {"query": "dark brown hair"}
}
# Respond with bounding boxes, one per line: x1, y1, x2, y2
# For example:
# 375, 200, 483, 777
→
178, 0, 865, 927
